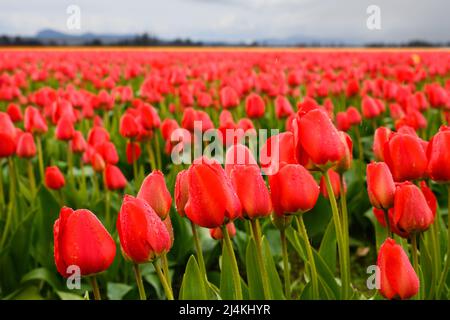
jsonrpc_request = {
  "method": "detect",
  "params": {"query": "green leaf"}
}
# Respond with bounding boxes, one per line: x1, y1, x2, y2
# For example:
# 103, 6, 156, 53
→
220, 242, 235, 299
7, 285, 44, 300
319, 219, 336, 272
245, 238, 264, 300
179, 255, 208, 300
21, 267, 62, 290
262, 237, 285, 299
107, 282, 133, 300
56, 291, 84, 300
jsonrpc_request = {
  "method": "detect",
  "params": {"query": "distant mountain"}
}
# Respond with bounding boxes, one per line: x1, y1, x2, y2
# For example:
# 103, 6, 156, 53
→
35, 29, 137, 45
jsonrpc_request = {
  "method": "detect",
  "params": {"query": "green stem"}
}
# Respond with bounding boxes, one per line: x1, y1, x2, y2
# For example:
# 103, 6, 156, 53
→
296, 215, 319, 300
154, 134, 162, 170
90, 276, 101, 300
436, 185, 450, 299
410, 234, 420, 299
280, 229, 291, 299
324, 170, 349, 299
146, 141, 157, 171
250, 219, 272, 300
222, 224, 243, 300
133, 263, 147, 300
105, 188, 111, 229
153, 260, 174, 300
339, 174, 351, 289
383, 209, 393, 238
27, 159, 36, 198
36, 135, 45, 181
67, 146, 74, 183
0, 160, 4, 212
190, 221, 207, 278
161, 253, 172, 290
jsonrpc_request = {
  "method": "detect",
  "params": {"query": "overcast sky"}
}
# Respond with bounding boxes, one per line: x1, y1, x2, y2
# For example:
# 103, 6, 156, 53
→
0, 0, 449, 43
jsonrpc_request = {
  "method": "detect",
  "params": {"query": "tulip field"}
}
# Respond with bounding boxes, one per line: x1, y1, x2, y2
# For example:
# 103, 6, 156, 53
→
1, 48, 450, 301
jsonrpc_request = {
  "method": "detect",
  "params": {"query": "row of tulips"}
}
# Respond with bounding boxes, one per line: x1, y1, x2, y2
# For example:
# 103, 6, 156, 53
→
0, 50, 450, 300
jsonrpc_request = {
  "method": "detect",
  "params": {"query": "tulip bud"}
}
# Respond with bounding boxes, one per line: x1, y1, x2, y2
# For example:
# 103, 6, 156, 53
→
104, 164, 127, 190
55, 115, 75, 141
366, 162, 395, 210
220, 86, 239, 109
95, 141, 119, 165
393, 182, 434, 234
54, 207, 116, 277
117, 195, 171, 263
320, 169, 344, 199
45, 166, 65, 190
24, 106, 48, 134
137, 170, 172, 219
384, 133, 427, 182
126, 141, 141, 164
184, 157, 241, 228
335, 132, 353, 173
336, 112, 350, 132
70, 131, 87, 154
373, 127, 392, 161
269, 163, 319, 216
224, 143, 258, 177
419, 181, 437, 217
295, 109, 345, 169
275, 95, 293, 119
90, 151, 106, 172
260, 132, 297, 175
210, 222, 236, 240
16, 132, 36, 158
119, 114, 139, 138
174, 169, 189, 217
245, 93, 265, 118
377, 238, 419, 300
0, 112, 17, 158
427, 126, 450, 182
230, 165, 272, 219
6, 103, 23, 122
346, 107, 362, 125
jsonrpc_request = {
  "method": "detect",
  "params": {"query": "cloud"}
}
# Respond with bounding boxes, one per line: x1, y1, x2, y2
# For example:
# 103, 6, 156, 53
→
0, 0, 448, 43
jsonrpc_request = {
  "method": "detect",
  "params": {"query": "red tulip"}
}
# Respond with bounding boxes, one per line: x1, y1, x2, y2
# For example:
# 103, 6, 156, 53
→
6, 103, 23, 122
346, 107, 362, 125
419, 181, 437, 217
245, 93, 265, 118
54, 207, 116, 277
55, 115, 75, 141
275, 95, 293, 118
45, 166, 65, 190
335, 132, 353, 173
384, 133, 427, 182
119, 114, 139, 138
174, 169, 189, 217
126, 141, 141, 164
0, 112, 17, 157
377, 238, 419, 300
320, 169, 344, 199
336, 112, 350, 132
373, 127, 392, 161
24, 106, 48, 134
220, 86, 239, 109
427, 126, 450, 182
295, 108, 345, 169
230, 165, 272, 219
362, 96, 381, 119
16, 132, 36, 158
104, 164, 127, 190
90, 151, 106, 172
260, 132, 297, 175
269, 163, 319, 216
70, 131, 87, 154
366, 162, 395, 210
137, 170, 172, 219
88, 127, 110, 147
117, 195, 171, 263
393, 182, 434, 234
210, 222, 236, 240
95, 141, 119, 165
224, 143, 258, 177
184, 157, 241, 228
